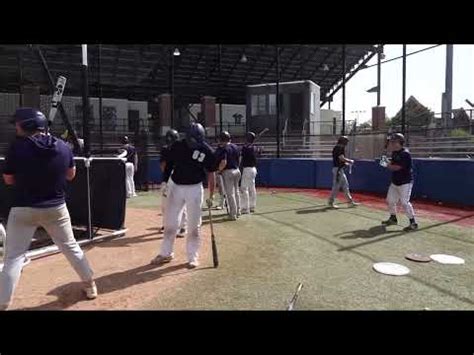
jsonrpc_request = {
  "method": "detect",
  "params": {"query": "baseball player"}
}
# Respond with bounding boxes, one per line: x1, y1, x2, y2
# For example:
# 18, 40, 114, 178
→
118, 136, 138, 198
150, 123, 216, 269
213, 139, 227, 211
240, 132, 260, 214
0, 108, 97, 310
328, 136, 360, 208
159, 129, 187, 238
216, 131, 241, 220
381, 133, 418, 231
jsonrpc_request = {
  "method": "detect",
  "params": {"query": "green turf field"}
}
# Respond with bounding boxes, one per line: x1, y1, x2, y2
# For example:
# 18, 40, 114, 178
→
130, 190, 474, 310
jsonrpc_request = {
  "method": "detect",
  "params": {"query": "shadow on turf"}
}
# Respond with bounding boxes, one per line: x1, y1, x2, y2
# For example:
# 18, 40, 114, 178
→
336, 225, 399, 240
337, 213, 474, 252
92, 231, 164, 248
296, 206, 332, 214
258, 212, 474, 307
20, 263, 214, 310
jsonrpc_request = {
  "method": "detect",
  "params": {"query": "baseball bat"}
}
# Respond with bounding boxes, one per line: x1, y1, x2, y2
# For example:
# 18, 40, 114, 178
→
254, 127, 269, 143
287, 282, 303, 311
48, 76, 67, 124
208, 205, 219, 268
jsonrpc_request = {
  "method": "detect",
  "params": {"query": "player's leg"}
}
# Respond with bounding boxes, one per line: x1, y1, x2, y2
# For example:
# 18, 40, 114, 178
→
234, 169, 242, 217
340, 171, 359, 206
249, 167, 257, 212
184, 183, 204, 267
153, 180, 185, 264
177, 206, 187, 238
130, 164, 137, 197
40, 204, 96, 298
125, 163, 133, 198
399, 183, 417, 230
240, 167, 251, 214
0, 208, 38, 309
222, 170, 237, 220
383, 183, 400, 225
159, 183, 168, 233
328, 167, 341, 207
217, 174, 225, 209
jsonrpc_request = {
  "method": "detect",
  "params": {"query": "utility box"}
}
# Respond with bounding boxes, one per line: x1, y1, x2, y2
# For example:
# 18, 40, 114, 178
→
246, 80, 320, 136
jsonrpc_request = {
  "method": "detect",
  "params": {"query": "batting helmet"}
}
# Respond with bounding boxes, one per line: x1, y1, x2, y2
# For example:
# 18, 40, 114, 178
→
165, 129, 179, 145
337, 136, 349, 145
219, 131, 231, 142
186, 122, 205, 147
122, 136, 129, 145
390, 133, 405, 145
246, 132, 256, 143
11, 108, 48, 132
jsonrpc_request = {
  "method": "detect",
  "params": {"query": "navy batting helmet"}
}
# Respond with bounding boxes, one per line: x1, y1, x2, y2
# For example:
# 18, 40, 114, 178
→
11, 108, 48, 132
219, 131, 231, 142
165, 129, 179, 145
246, 132, 256, 143
186, 122, 205, 147
390, 133, 405, 145
337, 136, 349, 145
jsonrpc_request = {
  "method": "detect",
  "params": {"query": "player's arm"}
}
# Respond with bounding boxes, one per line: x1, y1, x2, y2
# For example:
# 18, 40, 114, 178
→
66, 148, 76, 181
66, 167, 76, 181
218, 151, 227, 172
2, 174, 14, 185
134, 151, 138, 171
3, 143, 17, 185
387, 152, 409, 171
117, 149, 127, 159
338, 154, 354, 164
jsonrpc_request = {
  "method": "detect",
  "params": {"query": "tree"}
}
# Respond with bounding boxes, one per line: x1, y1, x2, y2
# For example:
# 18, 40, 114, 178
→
390, 96, 434, 128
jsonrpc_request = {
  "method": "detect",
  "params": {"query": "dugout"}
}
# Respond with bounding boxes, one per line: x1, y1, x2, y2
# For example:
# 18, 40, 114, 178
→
0, 157, 127, 262
246, 80, 320, 136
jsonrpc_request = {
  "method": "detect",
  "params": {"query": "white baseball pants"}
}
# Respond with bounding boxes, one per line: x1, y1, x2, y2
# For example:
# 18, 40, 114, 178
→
240, 167, 257, 211
386, 182, 415, 219
328, 167, 353, 204
0, 204, 94, 309
222, 169, 241, 218
159, 179, 203, 263
125, 162, 137, 198
161, 182, 187, 230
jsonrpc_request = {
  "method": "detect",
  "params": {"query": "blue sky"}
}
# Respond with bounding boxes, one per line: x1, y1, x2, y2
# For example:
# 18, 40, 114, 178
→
323, 45, 474, 123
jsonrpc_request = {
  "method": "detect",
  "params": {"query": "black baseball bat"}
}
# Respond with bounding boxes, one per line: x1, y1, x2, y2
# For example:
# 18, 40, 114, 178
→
208, 205, 219, 268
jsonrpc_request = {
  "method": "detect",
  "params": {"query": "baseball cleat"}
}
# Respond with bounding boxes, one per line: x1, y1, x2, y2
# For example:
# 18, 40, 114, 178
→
241, 209, 250, 214
150, 255, 173, 266
382, 217, 398, 226
403, 223, 419, 232
0, 304, 9, 311
349, 201, 360, 207
187, 261, 199, 269
177, 228, 186, 238
84, 281, 98, 300
328, 202, 339, 209
250, 208, 255, 213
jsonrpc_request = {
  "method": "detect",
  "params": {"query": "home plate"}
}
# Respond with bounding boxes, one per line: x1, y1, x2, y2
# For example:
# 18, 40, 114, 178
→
373, 262, 410, 276
430, 254, 465, 265
405, 253, 431, 263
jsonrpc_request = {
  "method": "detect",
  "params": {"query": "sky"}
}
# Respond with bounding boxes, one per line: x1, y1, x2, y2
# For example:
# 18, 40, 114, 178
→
323, 45, 474, 123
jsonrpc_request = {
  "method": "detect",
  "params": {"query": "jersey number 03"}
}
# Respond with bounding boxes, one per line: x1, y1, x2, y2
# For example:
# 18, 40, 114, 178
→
192, 150, 206, 162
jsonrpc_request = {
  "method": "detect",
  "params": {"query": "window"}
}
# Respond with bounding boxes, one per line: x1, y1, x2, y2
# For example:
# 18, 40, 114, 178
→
251, 95, 258, 116
269, 94, 276, 115
251, 94, 269, 116
310, 92, 315, 114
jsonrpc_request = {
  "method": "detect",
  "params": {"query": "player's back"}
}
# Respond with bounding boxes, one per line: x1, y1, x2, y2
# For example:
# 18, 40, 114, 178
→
169, 140, 216, 185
